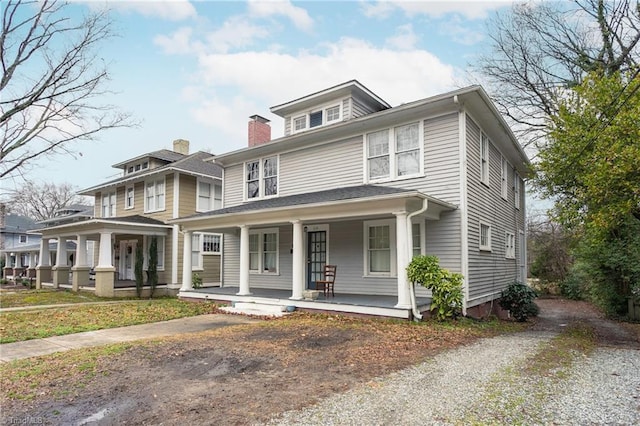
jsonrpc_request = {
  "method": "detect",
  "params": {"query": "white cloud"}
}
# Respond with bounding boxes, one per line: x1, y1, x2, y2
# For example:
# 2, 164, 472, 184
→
248, 0, 314, 31
104, 0, 197, 21
385, 24, 418, 50
154, 27, 204, 55
205, 16, 270, 53
439, 16, 485, 45
362, 0, 509, 20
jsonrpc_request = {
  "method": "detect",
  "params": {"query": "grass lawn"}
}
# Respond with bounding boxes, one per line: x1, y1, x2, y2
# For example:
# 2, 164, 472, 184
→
0, 299, 217, 343
0, 289, 121, 308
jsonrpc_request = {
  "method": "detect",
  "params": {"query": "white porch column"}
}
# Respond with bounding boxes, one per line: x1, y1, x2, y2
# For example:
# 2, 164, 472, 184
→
35, 238, 51, 289
56, 237, 67, 267
237, 225, 251, 295
15, 252, 22, 268
76, 235, 88, 267
395, 211, 411, 308
172, 224, 180, 285
97, 232, 113, 267
180, 230, 193, 291
290, 220, 304, 300
28, 252, 36, 268
72, 235, 90, 292
39, 238, 51, 267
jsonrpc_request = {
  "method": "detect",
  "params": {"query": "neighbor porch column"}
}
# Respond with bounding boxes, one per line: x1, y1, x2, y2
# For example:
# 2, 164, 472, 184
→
290, 220, 304, 300
2, 252, 10, 279
180, 230, 193, 291
36, 238, 51, 289
52, 237, 69, 288
94, 232, 115, 297
237, 225, 251, 295
27, 252, 36, 278
72, 235, 90, 292
394, 211, 411, 308
13, 251, 23, 279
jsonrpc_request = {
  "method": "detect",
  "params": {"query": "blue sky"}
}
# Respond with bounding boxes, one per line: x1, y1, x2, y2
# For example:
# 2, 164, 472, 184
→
5, 0, 516, 192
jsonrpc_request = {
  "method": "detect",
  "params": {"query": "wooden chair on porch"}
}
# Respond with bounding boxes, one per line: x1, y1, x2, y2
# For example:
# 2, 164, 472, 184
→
316, 265, 337, 297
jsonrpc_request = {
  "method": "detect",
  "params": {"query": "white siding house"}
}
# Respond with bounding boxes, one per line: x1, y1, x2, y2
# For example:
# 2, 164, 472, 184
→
174, 80, 529, 319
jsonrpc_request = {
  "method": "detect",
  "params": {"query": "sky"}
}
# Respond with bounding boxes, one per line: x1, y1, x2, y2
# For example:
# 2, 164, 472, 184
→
3, 0, 527, 200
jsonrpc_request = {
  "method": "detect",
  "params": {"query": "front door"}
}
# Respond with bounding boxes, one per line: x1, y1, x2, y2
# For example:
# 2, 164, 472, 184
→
306, 231, 326, 290
119, 241, 136, 280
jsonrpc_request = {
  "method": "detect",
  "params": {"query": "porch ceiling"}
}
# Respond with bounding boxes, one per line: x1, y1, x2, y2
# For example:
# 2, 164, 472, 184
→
173, 185, 456, 232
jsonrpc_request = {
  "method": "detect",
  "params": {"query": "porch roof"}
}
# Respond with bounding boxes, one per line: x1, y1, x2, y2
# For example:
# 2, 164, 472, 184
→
172, 184, 457, 231
28, 215, 171, 238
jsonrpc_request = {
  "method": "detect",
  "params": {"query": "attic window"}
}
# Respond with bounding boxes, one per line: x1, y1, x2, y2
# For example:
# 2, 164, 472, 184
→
309, 111, 323, 128
128, 166, 134, 174
142, 162, 148, 169
293, 116, 306, 131
135, 164, 141, 171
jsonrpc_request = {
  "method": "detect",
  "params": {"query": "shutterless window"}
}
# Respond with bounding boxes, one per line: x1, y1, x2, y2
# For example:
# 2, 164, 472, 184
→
191, 233, 201, 269
263, 157, 278, 196
326, 105, 340, 122
309, 111, 323, 128
262, 232, 278, 272
480, 222, 492, 251
249, 234, 259, 271
248, 230, 278, 274
368, 225, 391, 273
293, 116, 306, 131
246, 161, 260, 199
197, 180, 212, 211
481, 133, 490, 185
367, 122, 421, 181
501, 156, 508, 200
412, 223, 421, 257
125, 186, 134, 209
202, 234, 221, 254
246, 157, 278, 200
145, 179, 165, 212
514, 172, 521, 209
102, 192, 115, 217
505, 232, 515, 259
395, 123, 420, 176
19, 235, 27, 243
367, 129, 390, 179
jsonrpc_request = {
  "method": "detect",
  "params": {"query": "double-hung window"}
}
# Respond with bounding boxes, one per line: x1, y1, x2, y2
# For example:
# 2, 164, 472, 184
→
480, 222, 492, 251
367, 122, 422, 181
197, 180, 221, 211
292, 105, 341, 133
19, 235, 27, 244
125, 186, 135, 209
364, 220, 396, 276
501, 157, 508, 200
102, 192, 116, 217
245, 157, 278, 200
514, 172, 521, 210
505, 232, 515, 259
412, 222, 423, 257
481, 133, 490, 186
144, 236, 165, 270
145, 178, 165, 212
248, 229, 279, 274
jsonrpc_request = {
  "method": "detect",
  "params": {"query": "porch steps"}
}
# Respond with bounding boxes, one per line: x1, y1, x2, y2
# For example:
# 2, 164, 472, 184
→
219, 302, 292, 318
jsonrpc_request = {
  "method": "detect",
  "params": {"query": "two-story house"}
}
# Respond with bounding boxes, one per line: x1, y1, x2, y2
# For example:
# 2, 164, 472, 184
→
32, 140, 224, 297
173, 80, 530, 319
1, 204, 43, 279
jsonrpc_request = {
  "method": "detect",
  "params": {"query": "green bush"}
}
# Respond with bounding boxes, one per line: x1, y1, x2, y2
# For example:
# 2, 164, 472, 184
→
192, 273, 203, 289
499, 282, 539, 322
407, 255, 463, 321
559, 261, 590, 300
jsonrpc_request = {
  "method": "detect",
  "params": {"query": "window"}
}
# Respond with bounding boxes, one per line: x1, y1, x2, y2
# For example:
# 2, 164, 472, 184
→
480, 222, 492, 251
19, 235, 27, 244
505, 232, 515, 259
192, 233, 222, 270
142, 162, 148, 169
481, 133, 490, 186
125, 186, 134, 209
501, 156, 508, 200
514, 172, 521, 210
128, 166, 134, 174
102, 192, 116, 217
156, 236, 165, 269
293, 116, 306, 131
191, 233, 201, 269
135, 164, 141, 171
197, 180, 212, 211
326, 105, 340, 122
364, 220, 396, 276
145, 178, 165, 212
202, 234, 221, 254
144, 236, 165, 270
249, 229, 279, 274
309, 111, 323, 128
367, 122, 422, 181
245, 157, 278, 200
412, 223, 422, 257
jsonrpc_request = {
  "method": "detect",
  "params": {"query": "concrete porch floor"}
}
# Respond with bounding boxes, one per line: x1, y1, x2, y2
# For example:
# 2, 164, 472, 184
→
180, 286, 431, 320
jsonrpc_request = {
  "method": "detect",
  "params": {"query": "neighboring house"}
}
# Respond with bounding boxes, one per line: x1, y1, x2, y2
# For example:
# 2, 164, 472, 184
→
32, 140, 224, 296
173, 80, 530, 319
1, 204, 42, 279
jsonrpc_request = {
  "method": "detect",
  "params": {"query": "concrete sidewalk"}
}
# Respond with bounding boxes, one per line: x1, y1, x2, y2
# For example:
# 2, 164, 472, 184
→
0, 314, 259, 363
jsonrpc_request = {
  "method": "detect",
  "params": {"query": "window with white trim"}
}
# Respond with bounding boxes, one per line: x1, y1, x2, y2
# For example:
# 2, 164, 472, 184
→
125, 186, 134, 210
18, 235, 27, 244
144, 236, 165, 270
145, 178, 165, 212
505, 232, 515, 259
480, 222, 492, 251
191, 233, 222, 270
514, 172, 521, 210
412, 223, 423, 258
293, 116, 306, 132
501, 156, 508, 200
292, 104, 342, 133
191, 233, 202, 269
245, 156, 278, 200
481, 132, 490, 186
364, 219, 396, 276
102, 192, 116, 217
197, 180, 221, 212
367, 121, 422, 181
249, 229, 279, 274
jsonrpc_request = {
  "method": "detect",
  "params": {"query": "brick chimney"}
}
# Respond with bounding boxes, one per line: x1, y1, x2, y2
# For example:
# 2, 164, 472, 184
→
173, 139, 190, 155
248, 115, 271, 147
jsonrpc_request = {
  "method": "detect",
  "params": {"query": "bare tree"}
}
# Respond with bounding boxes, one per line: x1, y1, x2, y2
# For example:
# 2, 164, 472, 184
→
7, 179, 89, 221
473, 0, 640, 150
0, 0, 133, 179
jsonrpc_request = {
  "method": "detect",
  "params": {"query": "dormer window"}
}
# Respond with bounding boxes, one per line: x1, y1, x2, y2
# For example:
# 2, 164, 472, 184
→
128, 166, 134, 173
292, 104, 342, 133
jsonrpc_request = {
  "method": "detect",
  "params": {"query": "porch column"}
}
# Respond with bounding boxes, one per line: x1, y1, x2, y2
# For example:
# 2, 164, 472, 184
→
72, 235, 90, 292
36, 238, 51, 289
180, 230, 193, 291
27, 252, 36, 278
94, 232, 115, 297
52, 237, 69, 288
13, 251, 23, 279
290, 220, 304, 300
237, 225, 251, 295
394, 211, 411, 308
2, 252, 10, 279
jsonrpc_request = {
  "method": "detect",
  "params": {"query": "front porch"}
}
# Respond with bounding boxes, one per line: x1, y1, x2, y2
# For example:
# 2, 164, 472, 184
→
180, 286, 431, 319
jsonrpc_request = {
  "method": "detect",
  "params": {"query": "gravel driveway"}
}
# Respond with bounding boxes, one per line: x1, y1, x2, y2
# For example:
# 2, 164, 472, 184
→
267, 299, 640, 426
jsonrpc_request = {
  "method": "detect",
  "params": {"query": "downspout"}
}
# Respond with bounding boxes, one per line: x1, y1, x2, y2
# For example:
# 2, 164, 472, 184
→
407, 198, 429, 321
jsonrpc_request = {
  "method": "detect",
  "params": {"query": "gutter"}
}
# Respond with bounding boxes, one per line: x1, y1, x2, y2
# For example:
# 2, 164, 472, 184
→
406, 198, 429, 321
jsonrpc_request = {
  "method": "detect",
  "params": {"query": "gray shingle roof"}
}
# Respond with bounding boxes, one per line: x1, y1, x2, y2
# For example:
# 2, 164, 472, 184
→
3, 214, 41, 232
182, 185, 414, 219
100, 215, 168, 226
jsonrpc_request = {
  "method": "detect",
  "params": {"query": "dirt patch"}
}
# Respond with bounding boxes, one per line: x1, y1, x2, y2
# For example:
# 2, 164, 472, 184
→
1, 300, 636, 425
